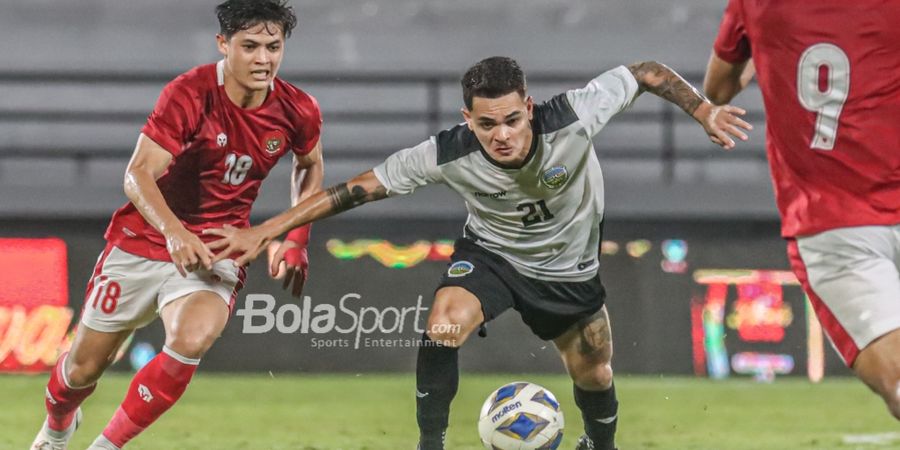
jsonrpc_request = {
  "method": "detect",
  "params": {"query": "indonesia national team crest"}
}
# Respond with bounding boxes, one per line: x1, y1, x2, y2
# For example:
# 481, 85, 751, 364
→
448, 261, 474, 277
263, 130, 286, 154
541, 166, 568, 189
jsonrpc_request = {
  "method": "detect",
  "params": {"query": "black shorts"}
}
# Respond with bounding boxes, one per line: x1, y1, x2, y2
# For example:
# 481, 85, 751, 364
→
437, 238, 606, 341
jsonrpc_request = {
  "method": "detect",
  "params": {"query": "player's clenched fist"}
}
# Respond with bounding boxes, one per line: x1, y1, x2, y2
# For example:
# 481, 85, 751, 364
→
164, 226, 214, 277
267, 238, 309, 298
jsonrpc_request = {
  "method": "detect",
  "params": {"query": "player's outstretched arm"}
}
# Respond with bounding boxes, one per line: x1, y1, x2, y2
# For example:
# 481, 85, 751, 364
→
267, 140, 325, 297
205, 169, 388, 269
703, 53, 755, 105
627, 60, 753, 149
125, 134, 213, 276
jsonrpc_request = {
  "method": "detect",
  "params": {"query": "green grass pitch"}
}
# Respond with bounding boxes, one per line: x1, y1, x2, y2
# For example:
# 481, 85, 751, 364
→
3, 373, 897, 449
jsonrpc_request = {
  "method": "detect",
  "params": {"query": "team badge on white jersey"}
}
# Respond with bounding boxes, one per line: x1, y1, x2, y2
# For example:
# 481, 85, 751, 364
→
541, 166, 568, 189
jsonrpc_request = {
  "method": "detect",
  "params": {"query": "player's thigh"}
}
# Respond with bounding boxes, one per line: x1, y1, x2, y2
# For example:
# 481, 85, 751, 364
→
853, 328, 900, 397
158, 258, 243, 357
159, 290, 230, 357
430, 239, 515, 344
791, 226, 900, 365
514, 271, 606, 341
80, 245, 171, 334
553, 306, 613, 369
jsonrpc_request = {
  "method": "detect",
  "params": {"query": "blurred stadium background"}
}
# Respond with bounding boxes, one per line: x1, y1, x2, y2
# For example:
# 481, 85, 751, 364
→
1, 0, 898, 449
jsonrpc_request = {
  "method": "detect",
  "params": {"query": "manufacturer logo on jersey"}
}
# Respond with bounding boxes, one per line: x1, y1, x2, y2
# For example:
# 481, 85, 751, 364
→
473, 190, 507, 199
447, 261, 474, 277
263, 130, 286, 154
217, 133, 228, 148
541, 165, 568, 189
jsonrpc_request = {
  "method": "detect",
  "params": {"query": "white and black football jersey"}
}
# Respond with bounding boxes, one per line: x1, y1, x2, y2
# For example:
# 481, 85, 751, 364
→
373, 66, 640, 281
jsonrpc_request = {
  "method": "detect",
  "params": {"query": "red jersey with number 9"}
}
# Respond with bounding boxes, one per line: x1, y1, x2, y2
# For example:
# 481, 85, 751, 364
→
104, 61, 322, 260
713, 0, 900, 237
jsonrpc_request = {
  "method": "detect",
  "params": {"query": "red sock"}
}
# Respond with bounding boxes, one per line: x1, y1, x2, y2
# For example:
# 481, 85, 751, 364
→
102, 347, 198, 447
46, 352, 97, 431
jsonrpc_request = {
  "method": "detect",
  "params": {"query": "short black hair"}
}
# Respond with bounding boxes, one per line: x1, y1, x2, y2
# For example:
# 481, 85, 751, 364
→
216, 0, 298, 39
461, 56, 527, 110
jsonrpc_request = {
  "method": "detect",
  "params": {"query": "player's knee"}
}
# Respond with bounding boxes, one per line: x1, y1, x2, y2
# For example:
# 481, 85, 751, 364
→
880, 377, 900, 421
66, 357, 107, 387
886, 397, 900, 421
571, 362, 613, 391
426, 310, 472, 348
166, 329, 219, 359
426, 320, 465, 348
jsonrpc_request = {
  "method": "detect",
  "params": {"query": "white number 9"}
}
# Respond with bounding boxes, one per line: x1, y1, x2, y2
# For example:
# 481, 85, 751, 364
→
797, 43, 850, 150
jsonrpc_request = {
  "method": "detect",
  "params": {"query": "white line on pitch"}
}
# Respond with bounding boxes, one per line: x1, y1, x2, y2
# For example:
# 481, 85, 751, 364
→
842, 432, 900, 445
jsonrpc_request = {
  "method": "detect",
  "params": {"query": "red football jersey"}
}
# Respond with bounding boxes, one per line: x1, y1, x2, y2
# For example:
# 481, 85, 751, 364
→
105, 61, 322, 260
714, 0, 900, 237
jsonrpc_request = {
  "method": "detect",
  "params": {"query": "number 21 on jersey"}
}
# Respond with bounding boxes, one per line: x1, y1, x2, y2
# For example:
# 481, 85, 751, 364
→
797, 43, 850, 150
222, 153, 253, 185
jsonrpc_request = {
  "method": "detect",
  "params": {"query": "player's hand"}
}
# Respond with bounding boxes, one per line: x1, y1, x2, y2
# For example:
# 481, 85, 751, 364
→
164, 226, 214, 277
204, 224, 272, 267
267, 240, 309, 298
693, 102, 753, 150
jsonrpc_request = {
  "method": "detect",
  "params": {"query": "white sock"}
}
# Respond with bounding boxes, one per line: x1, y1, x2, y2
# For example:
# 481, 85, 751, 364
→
89, 434, 122, 450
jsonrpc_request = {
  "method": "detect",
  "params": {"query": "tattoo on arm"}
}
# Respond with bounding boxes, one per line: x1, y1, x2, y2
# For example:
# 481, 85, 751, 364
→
577, 309, 612, 357
325, 182, 387, 214
628, 61, 707, 116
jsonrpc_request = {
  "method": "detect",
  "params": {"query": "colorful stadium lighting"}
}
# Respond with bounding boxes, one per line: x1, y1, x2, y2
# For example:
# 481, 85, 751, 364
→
325, 239, 454, 268
625, 240, 652, 258
661, 239, 688, 273
600, 241, 620, 255
130, 342, 157, 371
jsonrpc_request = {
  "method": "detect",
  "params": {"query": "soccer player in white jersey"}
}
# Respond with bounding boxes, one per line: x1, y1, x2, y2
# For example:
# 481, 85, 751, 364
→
206, 56, 751, 450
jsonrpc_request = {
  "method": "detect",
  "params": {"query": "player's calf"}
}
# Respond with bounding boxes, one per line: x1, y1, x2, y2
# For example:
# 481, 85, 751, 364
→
563, 350, 618, 449
95, 346, 199, 448
555, 308, 618, 450
44, 353, 98, 432
416, 288, 486, 450
416, 332, 459, 450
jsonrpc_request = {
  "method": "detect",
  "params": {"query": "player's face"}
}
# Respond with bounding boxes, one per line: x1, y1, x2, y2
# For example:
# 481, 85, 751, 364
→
463, 92, 534, 166
217, 22, 285, 94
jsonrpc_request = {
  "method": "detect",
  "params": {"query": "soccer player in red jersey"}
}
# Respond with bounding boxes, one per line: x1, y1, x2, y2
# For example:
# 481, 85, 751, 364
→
705, 0, 900, 420
29, 1, 323, 449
